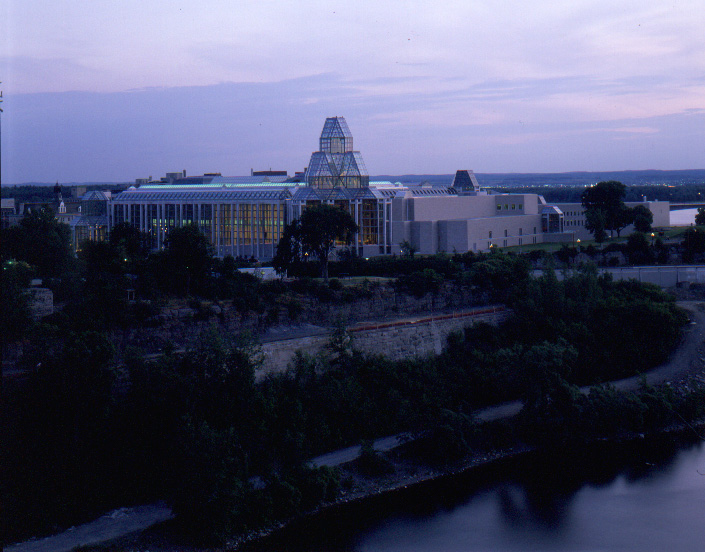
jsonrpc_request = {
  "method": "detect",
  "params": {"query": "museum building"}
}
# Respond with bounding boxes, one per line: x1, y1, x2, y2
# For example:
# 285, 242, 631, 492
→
107, 116, 670, 259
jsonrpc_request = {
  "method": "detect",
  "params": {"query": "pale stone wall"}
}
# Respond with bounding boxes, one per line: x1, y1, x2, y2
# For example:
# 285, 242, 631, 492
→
257, 307, 510, 377
408, 194, 497, 220
644, 201, 670, 228
494, 194, 537, 215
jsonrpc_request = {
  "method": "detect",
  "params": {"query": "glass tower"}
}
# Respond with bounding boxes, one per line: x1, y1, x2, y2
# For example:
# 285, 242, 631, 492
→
305, 117, 370, 189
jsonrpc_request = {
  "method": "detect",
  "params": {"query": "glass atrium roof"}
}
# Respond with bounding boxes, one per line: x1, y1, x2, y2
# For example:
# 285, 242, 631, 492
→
409, 187, 455, 196
113, 187, 296, 202
137, 180, 296, 190
320, 117, 353, 153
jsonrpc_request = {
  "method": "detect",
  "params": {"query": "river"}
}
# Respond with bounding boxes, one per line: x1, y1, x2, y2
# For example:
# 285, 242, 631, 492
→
244, 435, 705, 552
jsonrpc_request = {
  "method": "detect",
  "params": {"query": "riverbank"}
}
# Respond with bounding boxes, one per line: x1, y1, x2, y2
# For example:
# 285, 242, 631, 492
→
106, 414, 704, 552
15, 354, 705, 552
234, 421, 705, 551
76, 388, 705, 552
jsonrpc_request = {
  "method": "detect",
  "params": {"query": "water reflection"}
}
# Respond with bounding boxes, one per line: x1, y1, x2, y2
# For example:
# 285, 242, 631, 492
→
245, 437, 705, 552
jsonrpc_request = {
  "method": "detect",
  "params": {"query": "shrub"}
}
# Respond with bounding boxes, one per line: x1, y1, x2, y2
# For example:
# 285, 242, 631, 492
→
355, 441, 395, 477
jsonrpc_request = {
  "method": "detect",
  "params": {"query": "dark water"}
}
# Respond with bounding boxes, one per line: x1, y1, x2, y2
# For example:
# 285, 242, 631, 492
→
244, 437, 705, 552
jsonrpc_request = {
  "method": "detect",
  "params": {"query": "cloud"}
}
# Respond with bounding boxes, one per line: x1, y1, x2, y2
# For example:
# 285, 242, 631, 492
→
2, 75, 703, 184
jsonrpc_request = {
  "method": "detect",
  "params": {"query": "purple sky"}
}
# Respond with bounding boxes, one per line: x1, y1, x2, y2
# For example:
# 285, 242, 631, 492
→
1, 1, 704, 183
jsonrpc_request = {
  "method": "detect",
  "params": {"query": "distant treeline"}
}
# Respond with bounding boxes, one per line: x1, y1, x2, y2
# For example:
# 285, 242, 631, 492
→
374, 169, 705, 188
494, 184, 705, 204
1, 184, 127, 205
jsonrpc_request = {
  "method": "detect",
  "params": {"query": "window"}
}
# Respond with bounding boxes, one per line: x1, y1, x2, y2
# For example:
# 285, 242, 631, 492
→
496, 204, 502, 211
239, 205, 250, 245
362, 199, 378, 244
504, 229, 508, 237
488, 230, 493, 238
220, 204, 232, 246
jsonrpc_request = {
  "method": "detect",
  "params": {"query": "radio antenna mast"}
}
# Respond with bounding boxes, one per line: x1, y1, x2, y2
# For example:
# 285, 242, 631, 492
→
0, 82, 3, 186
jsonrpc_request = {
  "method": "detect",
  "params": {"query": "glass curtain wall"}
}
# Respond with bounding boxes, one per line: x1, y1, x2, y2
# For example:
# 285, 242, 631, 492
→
362, 199, 378, 245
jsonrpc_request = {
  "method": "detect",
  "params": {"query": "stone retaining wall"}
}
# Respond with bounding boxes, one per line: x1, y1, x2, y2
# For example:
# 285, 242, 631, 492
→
107, 282, 487, 361
258, 307, 510, 377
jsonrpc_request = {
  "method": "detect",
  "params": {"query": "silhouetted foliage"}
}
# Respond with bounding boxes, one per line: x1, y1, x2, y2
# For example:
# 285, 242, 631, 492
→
681, 227, 705, 262
631, 204, 653, 233
2, 207, 74, 277
275, 205, 358, 280
2, 244, 697, 546
395, 268, 444, 297
582, 181, 632, 238
1, 260, 34, 344
163, 224, 215, 295
695, 207, 705, 226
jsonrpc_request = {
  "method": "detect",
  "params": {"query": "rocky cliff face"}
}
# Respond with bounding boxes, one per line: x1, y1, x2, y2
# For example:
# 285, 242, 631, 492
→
110, 282, 489, 360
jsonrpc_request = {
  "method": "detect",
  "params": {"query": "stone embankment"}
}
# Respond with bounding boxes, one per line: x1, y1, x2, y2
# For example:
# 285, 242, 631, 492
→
258, 306, 509, 376
2, 282, 487, 376
108, 282, 487, 364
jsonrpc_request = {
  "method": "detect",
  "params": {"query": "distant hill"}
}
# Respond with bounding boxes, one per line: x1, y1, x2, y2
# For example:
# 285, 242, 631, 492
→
373, 169, 705, 188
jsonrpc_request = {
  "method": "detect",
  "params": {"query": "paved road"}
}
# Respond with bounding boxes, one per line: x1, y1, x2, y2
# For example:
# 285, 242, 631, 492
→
8, 301, 703, 552
5, 503, 173, 552
610, 301, 705, 390
310, 434, 412, 468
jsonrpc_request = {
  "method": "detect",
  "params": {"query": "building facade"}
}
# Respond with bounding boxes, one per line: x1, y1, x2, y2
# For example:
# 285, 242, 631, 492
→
104, 117, 670, 260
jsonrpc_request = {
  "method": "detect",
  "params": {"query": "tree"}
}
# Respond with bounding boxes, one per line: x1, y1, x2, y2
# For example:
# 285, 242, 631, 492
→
584, 208, 608, 243
631, 204, 653, 233
3, 207, 74, 277
625, 232, 653, 265
581, 181, 630, 239
109, 222, 150, 266
1, 260, 34, 344
518, 339, 578, 416
276, 205, 358, 280
399, 240, 417, 258
613, 204, 634, 237
164, 224, 214, 295
682, 227, 705, 263
273, 219, 304, 277
695, 207, 705, 226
